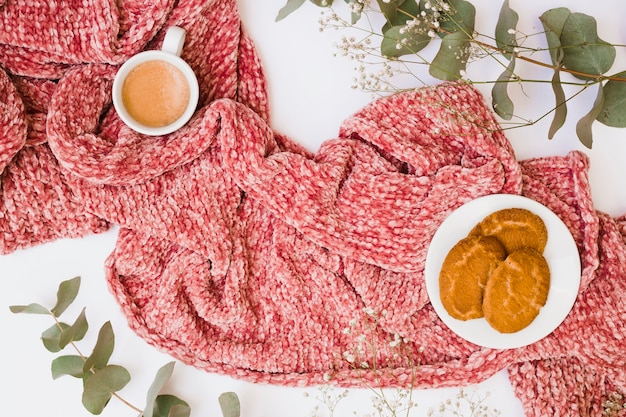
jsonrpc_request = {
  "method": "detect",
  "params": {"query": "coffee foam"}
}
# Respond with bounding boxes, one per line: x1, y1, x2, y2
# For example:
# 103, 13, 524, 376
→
122, 60, 190, 128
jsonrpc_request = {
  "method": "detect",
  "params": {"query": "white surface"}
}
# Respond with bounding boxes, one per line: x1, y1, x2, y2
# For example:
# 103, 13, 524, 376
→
2, 1, 625, 416
425, 194, 581, 349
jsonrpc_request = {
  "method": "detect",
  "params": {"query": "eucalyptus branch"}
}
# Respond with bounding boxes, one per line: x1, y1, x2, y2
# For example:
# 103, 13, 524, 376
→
280, 0, 626, 148
10, 276, 241, 417
48, 314, 146, 415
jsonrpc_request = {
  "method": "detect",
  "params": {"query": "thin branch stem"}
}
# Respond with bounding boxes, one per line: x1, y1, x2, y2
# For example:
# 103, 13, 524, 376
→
52, 315, 144, 415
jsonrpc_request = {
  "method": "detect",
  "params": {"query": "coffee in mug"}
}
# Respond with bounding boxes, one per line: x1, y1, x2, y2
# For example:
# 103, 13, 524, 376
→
113, 26, 199, 136
121, 60, 191, 128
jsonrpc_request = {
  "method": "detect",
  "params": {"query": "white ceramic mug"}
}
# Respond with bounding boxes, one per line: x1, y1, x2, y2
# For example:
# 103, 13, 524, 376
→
112, 26, 199, 136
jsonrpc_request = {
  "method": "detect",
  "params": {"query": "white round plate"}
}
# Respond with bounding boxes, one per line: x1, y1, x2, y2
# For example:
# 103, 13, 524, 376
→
424, 194, 581, 349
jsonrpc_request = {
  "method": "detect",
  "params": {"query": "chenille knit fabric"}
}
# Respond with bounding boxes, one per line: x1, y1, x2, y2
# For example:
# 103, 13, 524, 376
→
2, 2, 625, 417
0, 0, 267, 253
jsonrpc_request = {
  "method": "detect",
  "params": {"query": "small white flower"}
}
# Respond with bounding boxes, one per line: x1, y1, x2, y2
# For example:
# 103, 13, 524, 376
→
507, 28, 516, 34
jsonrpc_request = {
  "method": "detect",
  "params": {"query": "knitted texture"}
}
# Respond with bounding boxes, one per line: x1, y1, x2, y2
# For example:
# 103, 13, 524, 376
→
0, 0, 267, 253
2, 2, 626, 417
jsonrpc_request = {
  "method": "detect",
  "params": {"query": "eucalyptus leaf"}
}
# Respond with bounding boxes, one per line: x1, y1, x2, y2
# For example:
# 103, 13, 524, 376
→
52, 355, 85, 379
539, 7, 570, 65
151, 395, 190, 417
429, 31, 471, 81
218, 392, 241, 417
494, 0, 518, 59
381, 25, 432, 58
59, 307, 88, 349
82, 365, 131, 415
492, 55, 516, 120
576, 84, 604, 148
41, 322, 70, 353
10, 303, 50, 315
144, 362, 176, 417
438, 0, 475, 37
548, 65, 568, 139
381, 0, 420, 31
83, 321, 115, 374
275, 0, 306, 21
167, 404, 192, 417
377, 0, 403, 28
344, 0, 363, 24
597, 71, 626, 127
51, 276, 81, 317
560, 13, 616, 79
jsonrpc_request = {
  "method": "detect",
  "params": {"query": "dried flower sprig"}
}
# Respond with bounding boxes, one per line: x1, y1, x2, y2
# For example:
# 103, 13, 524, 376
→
277, 0, 626, 148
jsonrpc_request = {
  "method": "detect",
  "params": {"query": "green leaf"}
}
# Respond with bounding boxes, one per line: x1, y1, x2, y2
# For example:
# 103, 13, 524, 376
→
218, 392, 241, 417
429, 31, 471, 81
377, 0, 403, 27
143, 362, 176, 417
379, 0, 422, 34
438, 0, 475, 37
344, 0, 363, 24
539, 8, 570, 65
42, 322, 70, 353
58, 307, 88, 349
82, 365, 131, 415
492, 55, 516, 120
52, 355, 85, 379
83, 321, 115, 374
576, 84, 604, 148
10, 303, 51, 315
51, 276, 81, 317
560, 13, 616, 79
152, 395, 190, 417
548, 64, 568, 139
494, 0, 519, 59
597, 71, 626, 127
381, 25, 432, 58
275, 0, 306, 21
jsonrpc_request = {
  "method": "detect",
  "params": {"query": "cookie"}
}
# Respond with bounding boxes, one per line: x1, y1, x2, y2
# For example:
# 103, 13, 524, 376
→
482, 248, 551, 333
439, 235, 507, 321
469, 208, 548, 254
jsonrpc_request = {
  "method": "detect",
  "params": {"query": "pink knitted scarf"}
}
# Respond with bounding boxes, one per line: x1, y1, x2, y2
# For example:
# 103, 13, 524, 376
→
1, 1, 625, 416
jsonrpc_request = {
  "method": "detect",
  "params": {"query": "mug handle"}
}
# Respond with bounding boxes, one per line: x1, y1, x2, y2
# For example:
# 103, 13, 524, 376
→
161, 26, 186, 56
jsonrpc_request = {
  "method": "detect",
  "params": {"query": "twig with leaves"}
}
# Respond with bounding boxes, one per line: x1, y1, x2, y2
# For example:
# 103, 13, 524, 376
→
10, 276, 241, 417
277, 0, 626, 148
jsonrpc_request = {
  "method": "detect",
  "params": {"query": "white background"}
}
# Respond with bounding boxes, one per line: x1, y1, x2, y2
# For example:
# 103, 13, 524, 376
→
2, 1, 625, 416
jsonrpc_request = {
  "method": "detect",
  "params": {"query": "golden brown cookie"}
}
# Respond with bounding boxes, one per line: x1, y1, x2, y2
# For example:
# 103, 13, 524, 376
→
482, 248, 551, 333
439, 235, 506, 321
469, 208, 548, 254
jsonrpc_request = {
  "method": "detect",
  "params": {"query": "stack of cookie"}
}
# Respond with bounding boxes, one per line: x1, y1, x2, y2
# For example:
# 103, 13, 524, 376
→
439, 208, 550, 333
